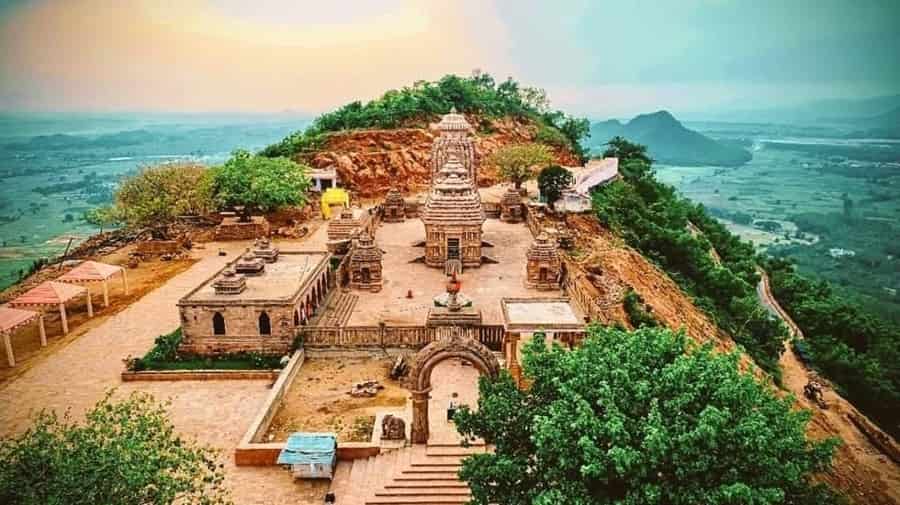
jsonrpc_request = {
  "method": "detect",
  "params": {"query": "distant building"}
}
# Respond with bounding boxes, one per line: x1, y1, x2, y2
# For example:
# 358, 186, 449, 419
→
550, 158, 620, 213
828, 248, 856, 258
309, 166, 339, 192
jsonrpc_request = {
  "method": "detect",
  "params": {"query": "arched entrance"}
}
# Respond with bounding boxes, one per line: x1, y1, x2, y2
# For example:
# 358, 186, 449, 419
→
408, 336, 501, 444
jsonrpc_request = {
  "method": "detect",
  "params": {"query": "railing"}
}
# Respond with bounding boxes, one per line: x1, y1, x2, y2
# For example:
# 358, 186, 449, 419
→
301, 324, 507, 350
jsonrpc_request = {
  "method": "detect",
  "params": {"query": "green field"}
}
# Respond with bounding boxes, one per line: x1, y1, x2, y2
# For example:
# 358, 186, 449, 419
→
656, 134, 900, 322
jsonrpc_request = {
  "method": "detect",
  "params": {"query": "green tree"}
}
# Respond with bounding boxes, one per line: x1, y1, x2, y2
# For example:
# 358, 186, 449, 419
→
0, 392, 230, 505
602, 136, 653, 165
455, 326, 839, 505
486, 143, 554, 189
537, 165, 574, 204
82, 205, 121, 233
212, 150, 311, 214
114, 163, 215, 228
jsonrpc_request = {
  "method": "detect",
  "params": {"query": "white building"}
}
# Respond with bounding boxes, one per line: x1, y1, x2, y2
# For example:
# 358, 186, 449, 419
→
550, 157, 620, 213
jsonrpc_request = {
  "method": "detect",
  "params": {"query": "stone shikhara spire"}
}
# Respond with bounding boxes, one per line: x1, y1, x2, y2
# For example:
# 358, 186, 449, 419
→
431, 107, 476, 183
421, 150, 485, 270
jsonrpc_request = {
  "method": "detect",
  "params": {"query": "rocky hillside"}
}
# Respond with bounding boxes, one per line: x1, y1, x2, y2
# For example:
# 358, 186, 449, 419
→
302, 115, 580, 197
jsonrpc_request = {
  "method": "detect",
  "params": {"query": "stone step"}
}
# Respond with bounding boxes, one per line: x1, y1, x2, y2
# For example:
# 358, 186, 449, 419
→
424, 446, 486, 457
393, 472, 459, 481
365, 496, 470, 505
401, 466, 460, 474
375, 488, 470, 497
384, 481, 468, 489
409, 458, 463, 467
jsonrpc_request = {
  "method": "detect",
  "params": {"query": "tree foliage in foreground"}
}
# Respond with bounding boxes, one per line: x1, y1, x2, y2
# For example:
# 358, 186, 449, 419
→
537, 164, 575, 204
486, 143, 554, 189
0, 391, 230, 505
114, 162, 215, 228
211, 149, 311, 213
455, 326, 840, 505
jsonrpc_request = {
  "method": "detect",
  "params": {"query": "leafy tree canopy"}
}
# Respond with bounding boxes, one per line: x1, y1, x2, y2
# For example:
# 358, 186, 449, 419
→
537, 164, 575, 204
212, 149, 311, 213
455, 326, 839, 505
602, 135, 653, 165
261, 72, 590, 161
0, 392, 230, 505
113, 162, 215, 228
486, 143, 554, 189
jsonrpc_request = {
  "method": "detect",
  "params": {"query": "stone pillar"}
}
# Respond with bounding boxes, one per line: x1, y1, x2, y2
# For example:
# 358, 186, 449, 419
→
38, 316, 46, 347
3, 333, 13, 367
59, 303, 69, 335
411, 388, 431, 444
102, 280, 110, 307
506, 332, 522, 387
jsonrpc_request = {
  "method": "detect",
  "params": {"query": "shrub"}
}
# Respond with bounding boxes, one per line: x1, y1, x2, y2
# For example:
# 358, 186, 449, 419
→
537, 164, 574, 204
212, 149, 311, 214
114, 162, 214, 228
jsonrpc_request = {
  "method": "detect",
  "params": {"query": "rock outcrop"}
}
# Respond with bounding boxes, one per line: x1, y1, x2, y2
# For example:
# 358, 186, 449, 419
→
302, 116, 580, 197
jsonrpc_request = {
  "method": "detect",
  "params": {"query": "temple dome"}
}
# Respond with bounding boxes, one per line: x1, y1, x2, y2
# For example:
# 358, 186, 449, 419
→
435, 108, 472, 132
421, 156, 485, 226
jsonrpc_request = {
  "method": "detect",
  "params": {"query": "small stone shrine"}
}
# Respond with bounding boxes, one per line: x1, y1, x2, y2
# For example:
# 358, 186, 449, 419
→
215, 215, 271, 241
525, 232, 562, 290
426, 273, 482, 328
500, 186, 524, 223
382, 187, 406, 222
252, 237, 279, 263
235, 251, 266, 276
212, 269, 246, 295
327, 207, 361, 254
348, 230, 383, 292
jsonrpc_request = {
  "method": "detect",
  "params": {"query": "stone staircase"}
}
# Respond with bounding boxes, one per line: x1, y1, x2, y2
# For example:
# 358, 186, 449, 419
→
319, 292, 358, 327
327, 442, 486, 505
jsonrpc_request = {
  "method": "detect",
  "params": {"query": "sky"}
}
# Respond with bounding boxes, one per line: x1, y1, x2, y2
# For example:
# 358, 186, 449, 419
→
1, 0, 898, 118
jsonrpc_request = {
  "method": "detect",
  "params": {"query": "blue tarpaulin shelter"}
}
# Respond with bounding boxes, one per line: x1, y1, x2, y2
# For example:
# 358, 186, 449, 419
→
277, 432, 337, 479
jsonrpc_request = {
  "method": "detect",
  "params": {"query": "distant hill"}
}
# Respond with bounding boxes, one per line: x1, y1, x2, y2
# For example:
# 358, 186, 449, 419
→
701, 94, 900, 124
588, 111, 752, 167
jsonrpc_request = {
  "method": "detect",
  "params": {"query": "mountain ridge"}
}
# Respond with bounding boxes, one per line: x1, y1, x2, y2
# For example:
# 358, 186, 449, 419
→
588, 110, 752, 166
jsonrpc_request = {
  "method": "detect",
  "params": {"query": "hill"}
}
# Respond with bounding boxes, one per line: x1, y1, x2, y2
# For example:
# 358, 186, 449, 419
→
587, 111, 752, 166
261, 73, 587, 195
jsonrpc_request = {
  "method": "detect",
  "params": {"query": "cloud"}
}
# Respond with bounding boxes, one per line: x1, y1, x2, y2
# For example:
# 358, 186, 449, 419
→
0, 0, 513, 112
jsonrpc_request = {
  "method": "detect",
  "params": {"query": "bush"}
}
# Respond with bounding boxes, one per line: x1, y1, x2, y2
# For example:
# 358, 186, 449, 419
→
537, 164, 574, 204
622, 289, 658, 328
0, 392, 231, 505
113, 162, 214, 228
212, 149, 311, 214
486, 143, 554, 189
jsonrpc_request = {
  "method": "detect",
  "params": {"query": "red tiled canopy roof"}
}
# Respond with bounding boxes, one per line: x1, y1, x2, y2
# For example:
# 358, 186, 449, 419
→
9, 281, 87, 307
0, 306, 39, 334
58, 260, 123, 282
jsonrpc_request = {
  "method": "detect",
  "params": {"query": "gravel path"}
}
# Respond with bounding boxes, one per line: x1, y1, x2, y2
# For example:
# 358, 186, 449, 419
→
0, 241, 321, 505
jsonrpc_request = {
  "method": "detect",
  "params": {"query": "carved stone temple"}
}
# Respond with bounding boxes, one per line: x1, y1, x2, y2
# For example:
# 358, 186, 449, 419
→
382, 186, 406, 222
500, 185, 524, 223
420, 154, 486, 272
348, 230, 383, 292
525, 232, 562, 290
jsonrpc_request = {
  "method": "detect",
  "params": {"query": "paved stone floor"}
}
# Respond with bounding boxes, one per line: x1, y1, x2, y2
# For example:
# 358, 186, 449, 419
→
427, 358, 482, 445
348, 218, 552, 325
0, 241, 325, 505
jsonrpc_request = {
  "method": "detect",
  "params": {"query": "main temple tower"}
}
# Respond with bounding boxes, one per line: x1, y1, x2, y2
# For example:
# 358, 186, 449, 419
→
430, 108, 477, 182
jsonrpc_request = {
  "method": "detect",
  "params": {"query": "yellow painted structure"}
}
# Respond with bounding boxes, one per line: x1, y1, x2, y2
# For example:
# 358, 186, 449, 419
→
320, 188, 350, 219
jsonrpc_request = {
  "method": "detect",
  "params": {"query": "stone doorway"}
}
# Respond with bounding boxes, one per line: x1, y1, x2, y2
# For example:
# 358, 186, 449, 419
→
408, 335, 501, 444
446, 238, 460, 260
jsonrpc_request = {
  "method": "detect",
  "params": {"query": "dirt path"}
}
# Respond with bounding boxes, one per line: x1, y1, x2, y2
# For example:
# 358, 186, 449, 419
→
757, 269, 900, 504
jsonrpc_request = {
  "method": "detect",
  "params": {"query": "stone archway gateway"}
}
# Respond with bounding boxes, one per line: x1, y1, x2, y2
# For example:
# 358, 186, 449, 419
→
408, 335, 501, 444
